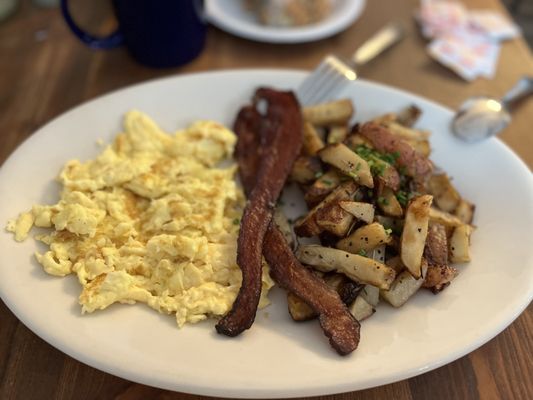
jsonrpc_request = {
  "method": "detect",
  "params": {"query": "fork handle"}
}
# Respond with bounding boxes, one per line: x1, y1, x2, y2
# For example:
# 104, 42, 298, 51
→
351, 22, 404, 68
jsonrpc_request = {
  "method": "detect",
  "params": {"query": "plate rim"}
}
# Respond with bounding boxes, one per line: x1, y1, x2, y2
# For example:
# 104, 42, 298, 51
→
205, 0, 367, 43
0, 69, 532, 398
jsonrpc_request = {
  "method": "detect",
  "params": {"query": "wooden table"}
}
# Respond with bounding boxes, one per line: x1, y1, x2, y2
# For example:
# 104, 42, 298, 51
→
0, 0, 531, 399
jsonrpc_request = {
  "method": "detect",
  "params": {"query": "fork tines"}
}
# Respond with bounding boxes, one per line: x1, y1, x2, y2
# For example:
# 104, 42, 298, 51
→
297, 55, 357, 106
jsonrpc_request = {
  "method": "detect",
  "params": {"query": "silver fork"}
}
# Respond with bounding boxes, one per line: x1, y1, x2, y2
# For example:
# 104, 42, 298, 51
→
297, 22, 405, 106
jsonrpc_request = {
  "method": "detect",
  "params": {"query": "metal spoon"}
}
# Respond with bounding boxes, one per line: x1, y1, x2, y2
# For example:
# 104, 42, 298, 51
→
452, 76, 533, 142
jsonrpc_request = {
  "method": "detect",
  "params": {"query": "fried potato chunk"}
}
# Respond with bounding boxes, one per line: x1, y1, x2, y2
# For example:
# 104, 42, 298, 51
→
400, 195, 433, 278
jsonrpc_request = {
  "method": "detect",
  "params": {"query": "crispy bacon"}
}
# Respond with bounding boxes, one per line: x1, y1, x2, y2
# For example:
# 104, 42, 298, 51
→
264, 227, 360, 355
216, 88, 303, 337
226, 89, 360, 355
232, 105, 262, 190
360, 122, 433, 181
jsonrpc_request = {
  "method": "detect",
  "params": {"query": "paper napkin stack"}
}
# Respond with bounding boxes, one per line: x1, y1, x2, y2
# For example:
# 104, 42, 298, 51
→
417, 0, 521, 81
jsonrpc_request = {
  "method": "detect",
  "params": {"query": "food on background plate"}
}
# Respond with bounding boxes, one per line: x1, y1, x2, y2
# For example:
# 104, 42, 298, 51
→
6, 111, 274, 327
243, 0, 332, 27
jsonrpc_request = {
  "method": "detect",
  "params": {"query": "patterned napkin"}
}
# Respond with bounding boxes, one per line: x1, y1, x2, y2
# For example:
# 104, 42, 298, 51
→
417, 0, 521, 81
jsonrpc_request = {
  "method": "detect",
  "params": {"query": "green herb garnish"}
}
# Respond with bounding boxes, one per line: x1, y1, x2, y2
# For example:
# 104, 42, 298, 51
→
355, 145, 395, 177
395, 190, 408, 207
348, 171, 359, 180
355, 145, 400, 164
381, 151, 400, 164
378, 196, 389, 206
370, 163, 386, 177
354, 145, 372, 159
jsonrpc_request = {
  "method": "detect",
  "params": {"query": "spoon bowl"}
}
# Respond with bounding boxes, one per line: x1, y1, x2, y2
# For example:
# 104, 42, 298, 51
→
452, 97, 511, 142
452, 77, 532, 143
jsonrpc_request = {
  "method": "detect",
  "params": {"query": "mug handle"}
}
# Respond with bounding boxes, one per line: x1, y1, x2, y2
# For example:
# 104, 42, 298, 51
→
60, 0, 124, 49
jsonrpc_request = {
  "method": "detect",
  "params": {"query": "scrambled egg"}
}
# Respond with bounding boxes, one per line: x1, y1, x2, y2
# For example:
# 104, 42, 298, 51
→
6, 110, 274, 327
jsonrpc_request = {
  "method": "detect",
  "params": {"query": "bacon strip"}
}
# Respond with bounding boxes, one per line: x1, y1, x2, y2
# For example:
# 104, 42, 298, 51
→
227, 89, 360, 355
232, 105, 262, 190
360, 122, 433, 181
216, 89, 303, 337
263, 228, 360, 355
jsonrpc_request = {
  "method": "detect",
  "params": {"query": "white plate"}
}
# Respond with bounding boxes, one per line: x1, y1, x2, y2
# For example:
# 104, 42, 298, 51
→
0, 70, 532, 398
205, 0, 366, 43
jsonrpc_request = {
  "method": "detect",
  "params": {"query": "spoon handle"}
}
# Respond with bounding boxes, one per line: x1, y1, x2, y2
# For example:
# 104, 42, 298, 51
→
501, 76, 533, 110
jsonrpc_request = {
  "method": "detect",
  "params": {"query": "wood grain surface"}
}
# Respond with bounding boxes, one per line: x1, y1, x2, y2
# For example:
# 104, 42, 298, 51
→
0, 0, 532, 399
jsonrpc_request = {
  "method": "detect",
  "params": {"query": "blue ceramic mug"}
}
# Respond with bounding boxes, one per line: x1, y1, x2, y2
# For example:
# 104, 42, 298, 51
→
60, 0, 207, 68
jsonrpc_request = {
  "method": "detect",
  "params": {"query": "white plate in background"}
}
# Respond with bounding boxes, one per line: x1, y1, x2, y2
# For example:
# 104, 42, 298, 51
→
0, 70, 532, 398
205, 0, 366, 43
